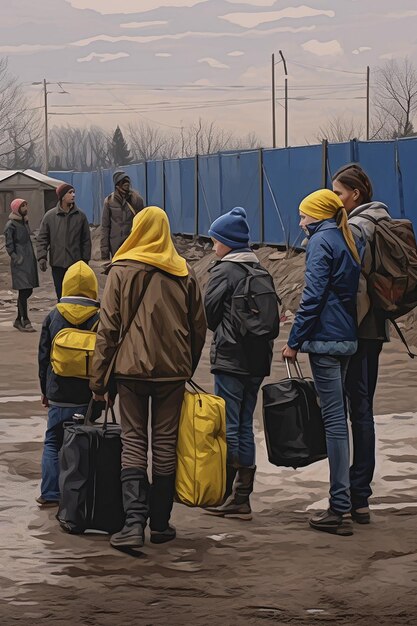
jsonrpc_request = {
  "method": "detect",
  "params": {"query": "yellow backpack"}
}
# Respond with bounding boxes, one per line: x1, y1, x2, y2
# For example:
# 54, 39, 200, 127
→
51, 321, 99, 379
176, 382, 227, 507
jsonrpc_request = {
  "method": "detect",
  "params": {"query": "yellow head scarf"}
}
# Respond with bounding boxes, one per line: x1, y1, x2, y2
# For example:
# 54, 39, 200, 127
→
111, 206, 188, 277
299, 189, 360, 264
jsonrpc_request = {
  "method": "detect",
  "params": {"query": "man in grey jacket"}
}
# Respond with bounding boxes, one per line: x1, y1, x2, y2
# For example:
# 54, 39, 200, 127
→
100, 170, 144, 260
37, 184, 91, 299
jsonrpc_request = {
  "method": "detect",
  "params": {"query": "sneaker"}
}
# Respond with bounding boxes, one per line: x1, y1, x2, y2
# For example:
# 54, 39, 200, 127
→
13, 319, 24, 331
309, 508, 353, 536
36, 496, 59, 508
21, 319, 36, 333
150, 525, 176, 544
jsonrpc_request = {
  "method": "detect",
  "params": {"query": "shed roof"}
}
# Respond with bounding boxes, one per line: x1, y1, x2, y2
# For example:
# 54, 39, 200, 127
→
0, 169, 65, 187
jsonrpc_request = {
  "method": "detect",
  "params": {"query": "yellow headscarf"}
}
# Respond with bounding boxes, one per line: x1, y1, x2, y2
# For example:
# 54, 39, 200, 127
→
299, 189, 360, 264
111, 206, 188, 277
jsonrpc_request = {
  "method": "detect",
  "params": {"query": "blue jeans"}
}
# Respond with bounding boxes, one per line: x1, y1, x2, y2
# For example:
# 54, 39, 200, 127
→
345, 339, 382, 510
40, 404, 88, 500
309, 354, 350, 514
214, 373, 263, 467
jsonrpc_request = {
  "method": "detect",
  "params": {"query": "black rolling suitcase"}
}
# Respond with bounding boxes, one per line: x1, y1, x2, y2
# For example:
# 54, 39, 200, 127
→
57, 405, 125, 534
262, 359, 326, 469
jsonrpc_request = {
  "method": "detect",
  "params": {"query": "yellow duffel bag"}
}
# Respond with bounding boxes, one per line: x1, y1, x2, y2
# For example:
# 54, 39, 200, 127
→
176, 381, 227, 507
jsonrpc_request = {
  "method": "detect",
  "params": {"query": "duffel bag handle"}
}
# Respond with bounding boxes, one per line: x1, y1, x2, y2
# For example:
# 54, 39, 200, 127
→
84, 398, 117, 428
284, 357, 304, 379
103, 403, 117, 429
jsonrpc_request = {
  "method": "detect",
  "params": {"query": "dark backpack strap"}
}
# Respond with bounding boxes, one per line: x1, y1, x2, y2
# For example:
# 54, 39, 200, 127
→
390, 320, 417, 359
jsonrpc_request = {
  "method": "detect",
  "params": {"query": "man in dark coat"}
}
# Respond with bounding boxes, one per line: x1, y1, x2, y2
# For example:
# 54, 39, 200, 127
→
100, 170, 144, 260
3, 198, 39, 332
37, 183, 92, 300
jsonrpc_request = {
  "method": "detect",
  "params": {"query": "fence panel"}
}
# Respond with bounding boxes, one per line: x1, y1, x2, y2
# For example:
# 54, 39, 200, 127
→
396, 138, 417, 223
355, 141, 400, 216
198, 155, 221, 236
146, 160, 164, 208
219, 151, 260, 242
263, 145, 322, 246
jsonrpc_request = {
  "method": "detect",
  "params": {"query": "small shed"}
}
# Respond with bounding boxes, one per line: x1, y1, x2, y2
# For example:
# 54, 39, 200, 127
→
0, 169, 66, 232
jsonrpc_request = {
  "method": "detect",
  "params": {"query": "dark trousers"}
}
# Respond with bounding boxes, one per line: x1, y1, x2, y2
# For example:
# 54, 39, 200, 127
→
345, 339, 383, 510
51, 266, 67, 300
17, 288, 33, 321
117, 380, 186, 475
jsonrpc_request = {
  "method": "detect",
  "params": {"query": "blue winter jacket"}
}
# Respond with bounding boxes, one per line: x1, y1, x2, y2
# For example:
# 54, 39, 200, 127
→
288, 219, 360, 350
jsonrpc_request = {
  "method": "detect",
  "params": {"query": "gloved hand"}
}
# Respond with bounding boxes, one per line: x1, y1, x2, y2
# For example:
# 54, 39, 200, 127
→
39, 259, 47, 272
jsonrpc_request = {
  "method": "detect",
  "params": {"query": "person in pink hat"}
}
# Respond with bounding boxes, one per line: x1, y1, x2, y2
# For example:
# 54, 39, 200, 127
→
3, 198, 39, 331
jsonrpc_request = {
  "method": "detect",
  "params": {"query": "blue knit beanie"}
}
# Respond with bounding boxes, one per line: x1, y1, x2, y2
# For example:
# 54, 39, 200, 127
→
208, 207, 250, 249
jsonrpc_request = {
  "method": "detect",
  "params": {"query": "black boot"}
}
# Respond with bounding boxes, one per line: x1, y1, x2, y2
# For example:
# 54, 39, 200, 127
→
110, 468, 150, 549
223, 465, 238, 502
205, 466, 256, 520
150, 474, 176, 544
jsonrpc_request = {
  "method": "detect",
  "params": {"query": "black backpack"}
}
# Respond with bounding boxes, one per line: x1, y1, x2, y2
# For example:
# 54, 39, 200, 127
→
231, 263, 281, 340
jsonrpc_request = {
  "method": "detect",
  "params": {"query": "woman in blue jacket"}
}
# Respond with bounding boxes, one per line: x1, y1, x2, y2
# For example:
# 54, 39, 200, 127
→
282, 189, 361, 536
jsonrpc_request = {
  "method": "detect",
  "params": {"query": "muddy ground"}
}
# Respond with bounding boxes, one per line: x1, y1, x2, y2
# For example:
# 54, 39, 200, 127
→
0, 241, 417, 625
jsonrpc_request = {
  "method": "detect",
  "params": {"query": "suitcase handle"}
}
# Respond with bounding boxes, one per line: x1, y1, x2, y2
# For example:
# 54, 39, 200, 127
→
284, 358, 304, 379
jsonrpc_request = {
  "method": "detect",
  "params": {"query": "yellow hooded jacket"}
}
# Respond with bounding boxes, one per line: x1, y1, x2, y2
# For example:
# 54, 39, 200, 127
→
39, 261, 100, 403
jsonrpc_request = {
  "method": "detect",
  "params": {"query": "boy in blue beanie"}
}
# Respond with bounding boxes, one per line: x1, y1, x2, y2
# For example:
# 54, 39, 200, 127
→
204, 207, 276, 520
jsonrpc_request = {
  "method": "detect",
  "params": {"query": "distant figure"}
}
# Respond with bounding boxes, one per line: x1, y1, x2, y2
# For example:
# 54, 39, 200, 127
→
3, 198, 39, 332
37, 184, 92, 300
100, 170, 144, 261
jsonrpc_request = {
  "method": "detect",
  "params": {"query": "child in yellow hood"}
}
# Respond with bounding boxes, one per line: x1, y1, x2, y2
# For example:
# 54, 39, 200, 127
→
37, 261, 100, 507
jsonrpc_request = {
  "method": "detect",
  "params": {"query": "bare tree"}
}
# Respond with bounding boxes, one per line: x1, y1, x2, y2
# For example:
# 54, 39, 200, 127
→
0, 57, 43, 169
128, 122, 174, 161
374, 58, 417, 138
317, 115, 364, 143
49, 126, 112, 171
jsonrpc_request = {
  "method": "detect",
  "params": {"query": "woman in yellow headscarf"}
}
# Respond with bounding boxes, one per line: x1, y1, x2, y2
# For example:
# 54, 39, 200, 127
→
282, 189, 361, 537
90, 206, 207, 550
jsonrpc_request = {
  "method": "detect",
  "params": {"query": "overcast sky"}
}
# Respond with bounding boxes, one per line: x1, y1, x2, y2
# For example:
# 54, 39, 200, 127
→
3, 0, 417, 146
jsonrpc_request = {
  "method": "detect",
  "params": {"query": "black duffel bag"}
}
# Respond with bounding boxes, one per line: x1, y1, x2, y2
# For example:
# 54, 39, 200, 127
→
57, 403, 125, 534
262, 359, 326, 469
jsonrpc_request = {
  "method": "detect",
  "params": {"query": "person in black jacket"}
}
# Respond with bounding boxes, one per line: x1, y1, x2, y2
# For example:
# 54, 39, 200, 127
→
3, 198, 39, 332
204, 207, 275, 520
37, 261, 99, 507
37, 184, 91, 300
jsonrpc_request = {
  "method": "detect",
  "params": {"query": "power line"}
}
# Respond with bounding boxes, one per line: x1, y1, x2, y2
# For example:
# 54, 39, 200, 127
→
288, 59, 365, 76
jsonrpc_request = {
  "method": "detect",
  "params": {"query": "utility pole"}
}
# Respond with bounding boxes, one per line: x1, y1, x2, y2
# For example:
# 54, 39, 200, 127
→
279, 50, 288, 148
366, 66, 370, 141
271, 53, 276, 148
43, 78, 49, 174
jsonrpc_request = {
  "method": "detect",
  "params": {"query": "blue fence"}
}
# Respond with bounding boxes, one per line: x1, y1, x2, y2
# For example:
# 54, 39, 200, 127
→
49, 136, 417, 246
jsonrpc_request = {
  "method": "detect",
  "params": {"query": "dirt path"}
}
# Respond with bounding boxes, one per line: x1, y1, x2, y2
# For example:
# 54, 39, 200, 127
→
0, 261, 417, 625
